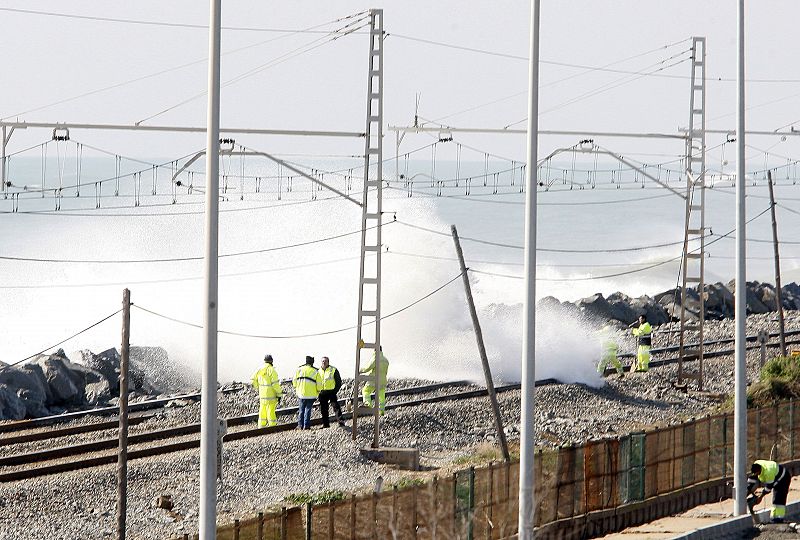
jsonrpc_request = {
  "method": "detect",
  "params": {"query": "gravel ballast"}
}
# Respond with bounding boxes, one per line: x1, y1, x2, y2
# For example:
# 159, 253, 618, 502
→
0, 312, 798, 539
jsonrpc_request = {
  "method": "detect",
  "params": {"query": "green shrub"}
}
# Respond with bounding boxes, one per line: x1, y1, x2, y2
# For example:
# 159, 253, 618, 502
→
393, 477, 425, 489
283, 489, 345, 506
748, 356, 800, 408
761, 355, 800, 381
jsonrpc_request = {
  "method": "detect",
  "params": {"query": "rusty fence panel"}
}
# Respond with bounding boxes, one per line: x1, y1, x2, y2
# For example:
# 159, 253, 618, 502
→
205, 400, 800, 540
216, 508, 297, 540
554, 446, 578, 520
693, 416, 711, 483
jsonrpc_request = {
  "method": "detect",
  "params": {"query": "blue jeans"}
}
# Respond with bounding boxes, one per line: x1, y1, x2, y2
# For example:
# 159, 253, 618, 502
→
298, 398, 315, 429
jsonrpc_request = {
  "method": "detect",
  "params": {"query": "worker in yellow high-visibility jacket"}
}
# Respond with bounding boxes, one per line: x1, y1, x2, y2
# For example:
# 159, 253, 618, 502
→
629, 315, 652, 372
293, 355, 323, 430
319, 356, 344, 428
596, 326, 623, 379
748, 459, 792, 522
360, 346, 389, 415
251, 354, 283, 427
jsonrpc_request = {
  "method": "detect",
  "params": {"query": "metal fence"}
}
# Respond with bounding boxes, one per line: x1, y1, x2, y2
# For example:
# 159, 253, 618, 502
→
173, 400, 800, 539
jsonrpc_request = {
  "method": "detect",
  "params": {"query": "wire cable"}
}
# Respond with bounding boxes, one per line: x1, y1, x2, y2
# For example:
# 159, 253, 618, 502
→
133, 271, 463, 339
394, 219, 707, 253
2, 309, 122, 368
0, 255, 365, 290
467, 206, 772, 282
0, 221, 393, 264
425, 39, 692, 125
136, 15, 369, 125
0, 12, 369, 121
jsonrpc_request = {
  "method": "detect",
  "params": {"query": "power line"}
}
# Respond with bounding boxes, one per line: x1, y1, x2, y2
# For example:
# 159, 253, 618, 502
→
0, 7, 368, 33
136, 15, 369, 125
425, 38, 692, 124
2, 310, 122, 368
388, 249, 675, 268
0, 221, 392, 264
1, 13, 369, 121
469, 206, 772, 282
470, 256, 679, 282
133, 271, 463, 339
389, 32, 800, 84
0, 255, 365, 289
395, 219, 706, 253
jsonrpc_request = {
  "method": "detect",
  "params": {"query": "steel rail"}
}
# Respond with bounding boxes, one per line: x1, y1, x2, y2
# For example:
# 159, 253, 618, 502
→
0, 380, 479, 462
0, 411, 158, 447
0, 380, 549, 482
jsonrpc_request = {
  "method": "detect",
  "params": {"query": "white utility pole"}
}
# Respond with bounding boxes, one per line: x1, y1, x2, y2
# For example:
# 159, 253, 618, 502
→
200, 0, 222, 538
519, 0, 540, 538
733, 0, 747, 517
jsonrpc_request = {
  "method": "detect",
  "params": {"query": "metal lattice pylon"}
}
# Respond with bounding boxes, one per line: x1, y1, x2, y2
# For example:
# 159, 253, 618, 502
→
352, 9, 384, 448
678, 37, 707, 390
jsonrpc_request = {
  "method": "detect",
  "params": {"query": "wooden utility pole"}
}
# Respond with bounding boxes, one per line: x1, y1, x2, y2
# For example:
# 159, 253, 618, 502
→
117, 288, 131, 540
767, 171, 787, 356
451, 225, 510, 462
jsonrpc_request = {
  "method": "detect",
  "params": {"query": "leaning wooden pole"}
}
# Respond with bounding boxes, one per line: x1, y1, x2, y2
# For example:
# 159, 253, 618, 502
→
451, 225, 510, 462
116, 288, 131, 540
767, 170, 787, 356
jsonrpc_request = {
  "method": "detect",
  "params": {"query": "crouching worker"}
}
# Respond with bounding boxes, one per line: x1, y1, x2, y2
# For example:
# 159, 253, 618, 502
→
749, 459, 792, 523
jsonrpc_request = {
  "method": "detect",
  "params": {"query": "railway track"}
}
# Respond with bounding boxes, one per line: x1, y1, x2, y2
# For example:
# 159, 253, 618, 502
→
0, 326, 795, 483
0, 379, 546, 482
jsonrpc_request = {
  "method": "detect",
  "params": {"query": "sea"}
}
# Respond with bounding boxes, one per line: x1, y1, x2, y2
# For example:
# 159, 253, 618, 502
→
1, 150, 798, 388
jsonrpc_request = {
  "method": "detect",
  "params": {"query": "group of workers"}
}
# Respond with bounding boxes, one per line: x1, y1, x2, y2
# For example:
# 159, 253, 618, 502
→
251, 348, 390, 430
595, 318, 797, 522
596, 314, 653, 377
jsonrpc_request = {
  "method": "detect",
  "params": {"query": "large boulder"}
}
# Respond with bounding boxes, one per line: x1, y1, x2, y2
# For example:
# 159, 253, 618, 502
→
32, 350, 81, 405
575, 293, 614, 321
606, 292, 638, 325
727, 280, 771, 314
0, 365, 50, 417
74, 348, 125, 395
630, 296, 670, 326
755, 282, 778, 311
704, 282, 735, 319
783, 282, 800, 310
131, 346, 191, 393
63, 362, 111, 405
0, 383, 27, 420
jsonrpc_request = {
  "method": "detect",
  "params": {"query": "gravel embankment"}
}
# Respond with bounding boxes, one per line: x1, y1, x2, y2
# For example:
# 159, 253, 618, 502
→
0, 312, 798, 540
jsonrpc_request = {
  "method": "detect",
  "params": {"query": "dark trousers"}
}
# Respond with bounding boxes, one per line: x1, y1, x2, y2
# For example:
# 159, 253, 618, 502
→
773, 468, 791, 506
318, 390, 342, 427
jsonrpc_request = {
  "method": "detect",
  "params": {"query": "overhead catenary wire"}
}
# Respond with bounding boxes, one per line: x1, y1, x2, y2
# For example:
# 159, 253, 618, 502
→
468, 206, 773, 282
0, 220, 394, 263
136, 15, 370, 125
394, 219, 709, 253
425, 38, 693, 125
0, 11, 370, 121
133, 271, 464, 339
2, 309, 122, 368
0, 7, 370, 33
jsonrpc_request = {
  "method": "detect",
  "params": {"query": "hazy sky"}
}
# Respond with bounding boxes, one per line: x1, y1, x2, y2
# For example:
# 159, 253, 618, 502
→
1, 1, 799, 160
1, 2, 800, 378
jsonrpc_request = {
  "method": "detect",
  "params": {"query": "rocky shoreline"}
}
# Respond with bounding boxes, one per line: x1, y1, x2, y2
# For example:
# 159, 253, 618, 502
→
1, 280, 798, 422
0, 347, 190, 421
543, 280, 800, 327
